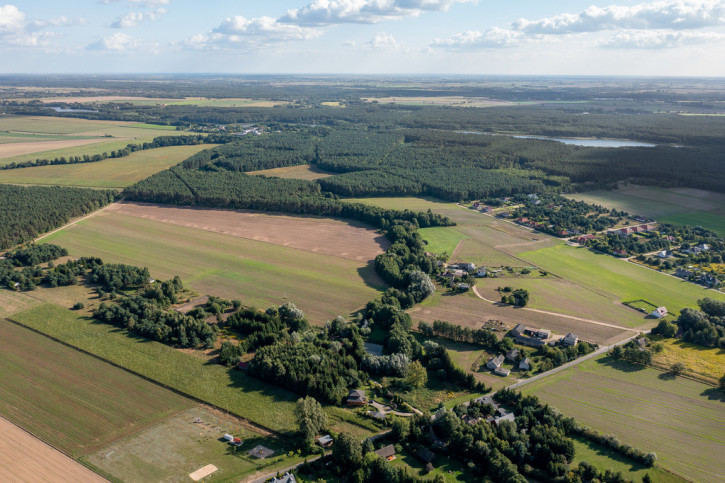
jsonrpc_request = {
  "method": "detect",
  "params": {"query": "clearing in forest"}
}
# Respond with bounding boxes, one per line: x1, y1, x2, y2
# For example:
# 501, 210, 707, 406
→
247, 163, 334, 180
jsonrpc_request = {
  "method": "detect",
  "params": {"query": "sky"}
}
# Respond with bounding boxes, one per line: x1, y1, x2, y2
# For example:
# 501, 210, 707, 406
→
1, 0, 724, 76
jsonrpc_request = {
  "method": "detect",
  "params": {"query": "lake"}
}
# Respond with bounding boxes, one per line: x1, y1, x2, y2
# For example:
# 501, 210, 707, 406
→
456, 130, 657, 148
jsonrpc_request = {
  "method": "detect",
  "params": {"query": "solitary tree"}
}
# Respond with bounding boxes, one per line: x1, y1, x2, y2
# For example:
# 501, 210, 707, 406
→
295, 396, 328, 446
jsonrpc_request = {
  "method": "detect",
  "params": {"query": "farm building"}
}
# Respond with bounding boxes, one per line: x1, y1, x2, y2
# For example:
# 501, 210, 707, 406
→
476, 268, 487, 277
493, 367, 511, 377
505, 349, 520, 362
562, 333, 578, 346
487, 355, 505, 370
316, 435, 333, 447
346, 389, 367, 406
459, 262, 476, 271
374, 444, 396, 460
651, 306, 668, 318
519, 357, 531, 370
516, 334, 546, 348
526, 328, 551, 339
511, 324, 527, 337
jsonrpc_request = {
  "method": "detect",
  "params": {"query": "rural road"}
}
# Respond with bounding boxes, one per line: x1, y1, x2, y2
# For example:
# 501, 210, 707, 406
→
34, 202, 117, 243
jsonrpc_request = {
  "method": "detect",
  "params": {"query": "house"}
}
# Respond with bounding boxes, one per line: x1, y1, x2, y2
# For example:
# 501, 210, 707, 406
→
505, 349, 520, 362
462, 414, 481, 426
493, 412, 516, 426
657, 250, 673, 259
493, 367, 510, 377
696, 243, 711, 252
519, 357, 531, 371
699, 273, 719, 287
562, 333, 578, 346
675, 268, 693, 279
473, 395, 498, 408
614, 249, 628, 257
619, 227, 634, 236
457, 283, 470, 291
476, 268, 487, 277
487, 355, 505, 370
459, 262, 476, 271
651, 306, 668, 318
270, 472, 297, 483
374, 445, 397, 460
316, 435, 333, 447
346, 389, 367, 406
516, 335, 546, 348
525, 328, 550, 340
511, 324, 527, 337
574, 234, 595, 244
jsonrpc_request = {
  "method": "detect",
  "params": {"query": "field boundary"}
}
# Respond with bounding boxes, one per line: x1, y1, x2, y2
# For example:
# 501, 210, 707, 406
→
4, 316, 282, 439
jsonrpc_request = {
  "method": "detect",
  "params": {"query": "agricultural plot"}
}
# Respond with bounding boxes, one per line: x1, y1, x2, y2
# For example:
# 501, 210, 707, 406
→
0, 144, 214, 188
11, 304, 300, 433
84, 406, 303, 483
247, 163, 334, 180
649, 337, 724, 386
418, 226, 468, 258
522, 355, 725, 482
0, 290, 39, 318
42, 205, 386, 323
0, 319, 194, 457
0, 417, 104, 483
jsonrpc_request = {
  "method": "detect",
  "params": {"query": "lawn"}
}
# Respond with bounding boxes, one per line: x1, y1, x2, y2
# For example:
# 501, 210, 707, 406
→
0, 144, 214, 188
521, 355, 725, 482
519, 243, 725, 314
83, 406, 305, 483
41, 210, 386, 324
0, 318, 194, 457
10, 304, 300, 433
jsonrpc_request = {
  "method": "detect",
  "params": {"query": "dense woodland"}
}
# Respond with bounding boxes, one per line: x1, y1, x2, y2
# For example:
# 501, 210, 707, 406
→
0, 185, 115, 250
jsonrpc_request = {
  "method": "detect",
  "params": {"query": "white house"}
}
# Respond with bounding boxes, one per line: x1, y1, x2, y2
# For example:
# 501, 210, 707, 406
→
651, 306, 668, 318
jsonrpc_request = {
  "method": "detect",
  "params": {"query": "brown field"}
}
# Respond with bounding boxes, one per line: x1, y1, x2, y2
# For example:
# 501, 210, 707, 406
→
0, 138, 116, 158
0, 417, 104, 483
409, 291, 635, 346
36, 96, 179, 103
247, 164, 334, 180
107, 202, 389, 262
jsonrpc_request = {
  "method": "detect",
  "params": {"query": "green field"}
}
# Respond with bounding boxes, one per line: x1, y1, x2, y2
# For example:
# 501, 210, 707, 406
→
0, 318, 194, 457
650, 336, 725, 385
658, 211, 725, 237
519, 243, 725, 313
11, 304, 299, 433
0, 144, 214, 188
522, 355, 725, 482
41, 211, 385, 323
418, 226, 468, 257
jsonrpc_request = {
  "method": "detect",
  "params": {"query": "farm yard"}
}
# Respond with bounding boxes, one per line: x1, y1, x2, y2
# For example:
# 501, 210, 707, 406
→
41, 205, 387, 323
522, 355, 725, 482
0, 144, 214, 188
0, 417, 105, 483
0, 319, 194, 457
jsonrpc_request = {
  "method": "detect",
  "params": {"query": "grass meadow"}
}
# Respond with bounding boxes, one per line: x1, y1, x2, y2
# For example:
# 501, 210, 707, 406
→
247, 164, 334, 180
0, 318, 194, 457
649, 336, 725, 385
521, 355, 725, 482
0, 144, 214, 188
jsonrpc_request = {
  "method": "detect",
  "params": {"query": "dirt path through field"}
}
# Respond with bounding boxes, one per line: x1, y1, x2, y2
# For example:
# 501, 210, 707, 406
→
0, 416, 106, 482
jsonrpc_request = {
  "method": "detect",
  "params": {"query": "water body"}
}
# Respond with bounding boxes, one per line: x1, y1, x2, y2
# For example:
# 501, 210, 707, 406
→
50, 107, 99, 113
456, 130, 657, 148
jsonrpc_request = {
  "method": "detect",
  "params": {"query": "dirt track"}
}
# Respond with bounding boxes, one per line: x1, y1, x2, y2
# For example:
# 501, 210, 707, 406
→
0, 417, 105, 482
107, 202, 389, 262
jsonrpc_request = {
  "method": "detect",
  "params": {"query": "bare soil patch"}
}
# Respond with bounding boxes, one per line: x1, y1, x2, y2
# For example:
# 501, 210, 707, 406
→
107, 202, 389, 262
0, 138, 118, 159
0, 417, 105, 482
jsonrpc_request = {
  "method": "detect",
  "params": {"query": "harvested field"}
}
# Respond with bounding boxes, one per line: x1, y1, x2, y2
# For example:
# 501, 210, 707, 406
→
106, 201, 388, 262
0, 318, 194, 456
0, 417, 104, 483
522, 356, 725, 482
0, 138, 114, 158
247, 163, 334, 180
409, 291, 635, 346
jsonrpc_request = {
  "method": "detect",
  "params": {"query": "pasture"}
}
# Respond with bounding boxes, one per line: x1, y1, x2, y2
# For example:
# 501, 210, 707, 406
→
0, 318, 194, 456
418, 226, 468, 258
0, 144, 214, 188
247, 163, 334, 180
0, 417, 105, 483
11, 304, 300, 433
84, 406, 303, 483
42, 205, 386, 323
521, 355, 725, 482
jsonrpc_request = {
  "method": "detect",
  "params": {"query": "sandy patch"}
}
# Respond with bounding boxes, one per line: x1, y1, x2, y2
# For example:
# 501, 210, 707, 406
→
0, 417, 105, 482
0, 138, 119, 159
106, 202, 389, 262
189, 464, 218, 481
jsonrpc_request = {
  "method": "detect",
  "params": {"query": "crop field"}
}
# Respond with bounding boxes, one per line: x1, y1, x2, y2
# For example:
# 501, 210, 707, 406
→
0, 145, 214, 188
649, 337, 724, 385
522, 355, 725, 482
519, 244, 725, 313
567, 186, 725, 235
247, 163, 334, 180
42, 204, 386, 322
11, 304, 300, 433
84, 406, 303, 483
0, 290, 39, 318
0, 318, 194, 456
0, 417, 105, 483
418, 226, 468, 257
409, 290, 635, 345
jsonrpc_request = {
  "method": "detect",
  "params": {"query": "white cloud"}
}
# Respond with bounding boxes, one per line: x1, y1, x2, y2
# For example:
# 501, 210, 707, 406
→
280, 0, 473, 26
99, 0, 169, 6
365, 32, 400, 49
87, 32, 145, 51
111, 8, 166, 28
513, 0, 725, 34
28, 16, 87, 30
432, 27, 522, 50
0, 4, 25, 34
599, 28, 725, 47
195, 15, 322, 49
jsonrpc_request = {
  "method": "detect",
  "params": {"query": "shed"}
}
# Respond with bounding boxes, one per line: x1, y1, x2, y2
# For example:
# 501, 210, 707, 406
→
316, 435, 333, 447
493, 367, 511, 377
374, 444, 396, 460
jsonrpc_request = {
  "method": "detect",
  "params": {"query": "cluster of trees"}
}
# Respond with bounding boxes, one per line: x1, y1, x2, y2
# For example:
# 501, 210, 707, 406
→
511, 193, 622, 235
0, 184, 115, 250
3, 244, 67, 267
0, 244, 68, 290
420, 340, 488, 392
223, 302, 309, 355
419, 320, 499, 349
500, 287, 529, 307
675, 298, 725, 347
609, 342, 654, 365
535, 342, 595, 372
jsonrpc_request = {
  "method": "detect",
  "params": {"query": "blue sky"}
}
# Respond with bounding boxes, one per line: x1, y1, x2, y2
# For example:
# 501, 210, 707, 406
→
2, 0, 724, 75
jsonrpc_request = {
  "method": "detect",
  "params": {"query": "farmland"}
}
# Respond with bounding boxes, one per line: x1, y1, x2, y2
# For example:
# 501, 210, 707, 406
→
11, 304, 300, 433
0, 318, 194, 456
0, 144, 214, 188
649, 337, 725, 385
0, 417, 105, 483
41, 205, 387, 323
521, 355, 725, 482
